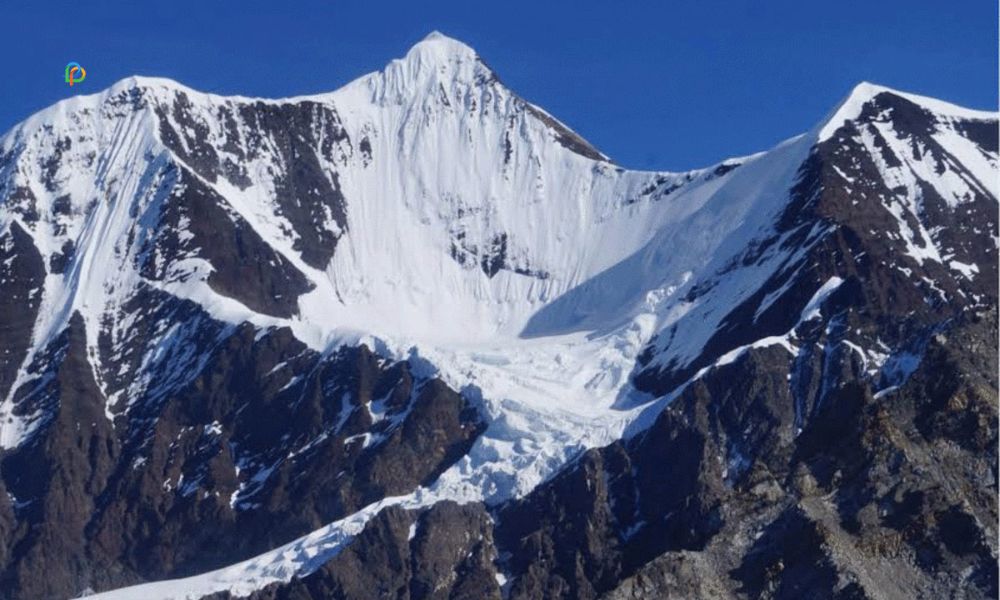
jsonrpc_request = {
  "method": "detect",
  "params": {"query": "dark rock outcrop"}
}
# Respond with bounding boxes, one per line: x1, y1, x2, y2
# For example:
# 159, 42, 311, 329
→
0, 309, 485, 598
207, 501, 502, 600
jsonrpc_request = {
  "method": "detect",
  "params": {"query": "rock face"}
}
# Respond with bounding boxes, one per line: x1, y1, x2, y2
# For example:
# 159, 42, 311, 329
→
211, 502, 503, 600
493, 310, 998, 600
0, 310, 484, 598
0, 34, 995, 600
203, 311, 997, 600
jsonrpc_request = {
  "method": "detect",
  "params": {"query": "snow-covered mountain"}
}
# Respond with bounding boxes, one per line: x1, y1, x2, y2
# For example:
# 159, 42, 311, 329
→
0, 33, 995, 600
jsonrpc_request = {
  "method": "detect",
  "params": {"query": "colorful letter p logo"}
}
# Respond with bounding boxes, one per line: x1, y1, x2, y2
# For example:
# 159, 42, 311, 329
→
65, 62, 86, 86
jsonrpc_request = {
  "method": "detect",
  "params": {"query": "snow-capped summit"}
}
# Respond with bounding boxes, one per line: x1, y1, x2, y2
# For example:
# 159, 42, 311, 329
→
818, 80, 997, 141
406, 30, 481, 65
344, 31, 491, 106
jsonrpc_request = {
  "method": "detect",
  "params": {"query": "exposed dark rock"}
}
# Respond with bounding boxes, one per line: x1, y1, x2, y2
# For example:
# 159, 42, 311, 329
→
155, 94, 350, 270
0, 307, 485, 598
522, 102, 607, 162
243, 305, 995, 599
140, 169, 314, 318
0, 313, 119, 598
450, 230, 548, 280
48, 238, 75, 274
635, 89, 997, 397
207, 502, 502, 600
156, 93, 221, 181
0, 222, 46, 402
234, 101, 350, 269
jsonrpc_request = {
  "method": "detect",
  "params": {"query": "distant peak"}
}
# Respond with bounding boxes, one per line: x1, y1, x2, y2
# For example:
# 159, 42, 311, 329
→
346, 31, 496, 105
845, 81, 890, 102
816, 81, 897, 140
107, 75, 191, 95
817, 81, 995, 141
415, 30, 473, 49
421, 30, 450, 42
836, 81, 922, 112
403, 30, 479, 64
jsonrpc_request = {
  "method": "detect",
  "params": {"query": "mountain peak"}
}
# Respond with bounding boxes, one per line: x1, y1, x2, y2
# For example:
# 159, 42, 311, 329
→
348, 31, 495, 106
102, 75, 198, 102
409, 31, 477, 56
817, 81, 896, 140
399, 30, 480, 71
818, 81, 995, 141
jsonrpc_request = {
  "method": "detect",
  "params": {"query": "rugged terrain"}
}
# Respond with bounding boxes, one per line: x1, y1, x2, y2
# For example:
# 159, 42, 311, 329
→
0, 33, 995, 599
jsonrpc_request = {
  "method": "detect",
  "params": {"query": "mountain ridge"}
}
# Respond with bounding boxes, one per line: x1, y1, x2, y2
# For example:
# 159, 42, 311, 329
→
8, 33, 994, 175
0, 32, 995, 600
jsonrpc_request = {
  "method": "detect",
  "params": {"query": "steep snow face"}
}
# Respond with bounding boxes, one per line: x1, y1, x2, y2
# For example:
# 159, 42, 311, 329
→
0, 34, 729, 352
0, 32, 753, 453
311, 33, 715, 345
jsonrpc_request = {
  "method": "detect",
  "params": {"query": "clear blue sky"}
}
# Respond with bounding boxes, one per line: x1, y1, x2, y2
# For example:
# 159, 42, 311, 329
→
3, 0, 996, 170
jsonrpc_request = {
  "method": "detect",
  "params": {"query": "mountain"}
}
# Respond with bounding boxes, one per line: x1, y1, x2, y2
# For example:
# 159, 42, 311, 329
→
0, 32, 995, 599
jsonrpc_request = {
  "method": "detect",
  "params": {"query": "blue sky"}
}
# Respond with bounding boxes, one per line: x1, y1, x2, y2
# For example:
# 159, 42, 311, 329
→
3, 0, 995, 170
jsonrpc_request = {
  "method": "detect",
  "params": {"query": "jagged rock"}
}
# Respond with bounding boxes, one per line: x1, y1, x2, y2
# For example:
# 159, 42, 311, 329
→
207, 501, 502, 600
